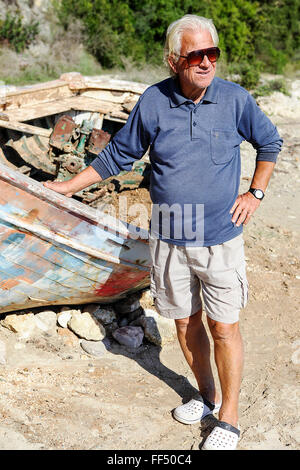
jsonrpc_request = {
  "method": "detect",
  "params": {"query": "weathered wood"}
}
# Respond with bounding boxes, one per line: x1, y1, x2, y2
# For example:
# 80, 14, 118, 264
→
0, 119, 52, 137
4, 96, 118, 122
0, 160, 150, 313
1, 80, 73, 111
66, 96, 114, 113
122, 100, 137, 113
69, 77, 148, 95
0, 160, 149, 241
0, 75, 152, 314
82, 89, 133, 104
110, 109, 131, 120
0, 113, 9, 121
0, 208, 126, 267
6, 135, 56, 175
3, 100, 75, 122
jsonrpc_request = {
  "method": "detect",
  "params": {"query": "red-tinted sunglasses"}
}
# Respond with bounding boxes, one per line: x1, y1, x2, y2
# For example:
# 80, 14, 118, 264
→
180, 47, 220, 66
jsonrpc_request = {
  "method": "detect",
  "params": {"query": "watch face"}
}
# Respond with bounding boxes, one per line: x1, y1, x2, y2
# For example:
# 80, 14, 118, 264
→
255, 190, 264, 199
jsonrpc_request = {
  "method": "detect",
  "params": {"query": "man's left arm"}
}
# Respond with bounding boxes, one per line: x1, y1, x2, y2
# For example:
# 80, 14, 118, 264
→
231, 93, 283, 226
230, 160, 275, 226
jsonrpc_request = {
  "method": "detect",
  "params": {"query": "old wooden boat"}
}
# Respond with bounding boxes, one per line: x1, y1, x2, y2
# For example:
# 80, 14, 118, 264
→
0, 73, 151, 314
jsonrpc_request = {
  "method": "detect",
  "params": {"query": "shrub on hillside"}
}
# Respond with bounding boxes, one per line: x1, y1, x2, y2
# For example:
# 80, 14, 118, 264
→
0, 11, 39, 52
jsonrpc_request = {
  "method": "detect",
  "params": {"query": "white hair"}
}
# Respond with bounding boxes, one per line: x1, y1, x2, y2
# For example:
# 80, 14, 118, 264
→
163, 15, 219, 75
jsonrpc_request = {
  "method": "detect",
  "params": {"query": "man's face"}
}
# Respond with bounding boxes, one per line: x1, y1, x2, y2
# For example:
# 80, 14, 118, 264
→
169, 29, 216, 96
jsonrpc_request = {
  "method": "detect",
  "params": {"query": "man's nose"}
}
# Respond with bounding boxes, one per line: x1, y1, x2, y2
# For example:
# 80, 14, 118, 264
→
200, 54, 210, 67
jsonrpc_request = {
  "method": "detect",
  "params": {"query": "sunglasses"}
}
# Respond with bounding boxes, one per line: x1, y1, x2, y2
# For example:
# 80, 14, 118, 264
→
179, 47, 220, 66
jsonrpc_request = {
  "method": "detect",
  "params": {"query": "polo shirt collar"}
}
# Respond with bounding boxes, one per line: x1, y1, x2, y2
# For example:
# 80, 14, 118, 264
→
169, 76, 219, 107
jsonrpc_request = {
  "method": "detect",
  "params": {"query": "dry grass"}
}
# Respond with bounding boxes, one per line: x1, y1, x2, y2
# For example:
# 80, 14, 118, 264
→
0, 18, 104, 86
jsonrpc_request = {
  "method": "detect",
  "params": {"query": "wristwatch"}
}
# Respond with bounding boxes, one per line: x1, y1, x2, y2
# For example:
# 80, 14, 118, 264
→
249, 188, 265, 200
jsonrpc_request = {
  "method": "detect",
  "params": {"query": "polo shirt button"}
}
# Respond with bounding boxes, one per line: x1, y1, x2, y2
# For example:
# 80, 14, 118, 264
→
193, 122, 196, 126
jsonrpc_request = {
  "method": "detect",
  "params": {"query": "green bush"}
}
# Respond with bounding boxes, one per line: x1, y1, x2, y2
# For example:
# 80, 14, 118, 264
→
54, 0, 138, 68
228, 61, 262, 89
0, 12, 39, 53
52, 0, 300, 86
254, 0, 300, 74
252, 78, 290, 98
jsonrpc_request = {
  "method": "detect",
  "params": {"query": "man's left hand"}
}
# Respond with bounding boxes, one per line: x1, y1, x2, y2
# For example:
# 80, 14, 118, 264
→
230, 192, 260, 226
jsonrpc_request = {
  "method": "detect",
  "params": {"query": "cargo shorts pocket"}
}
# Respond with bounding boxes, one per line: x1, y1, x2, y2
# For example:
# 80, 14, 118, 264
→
236, 267, 248, 309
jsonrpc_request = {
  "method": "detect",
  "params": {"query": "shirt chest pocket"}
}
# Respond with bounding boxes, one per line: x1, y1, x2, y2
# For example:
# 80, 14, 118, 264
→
210, 129, 240, 164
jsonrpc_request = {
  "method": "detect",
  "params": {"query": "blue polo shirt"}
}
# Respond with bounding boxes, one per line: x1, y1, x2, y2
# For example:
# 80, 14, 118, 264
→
91, 76, 282, 246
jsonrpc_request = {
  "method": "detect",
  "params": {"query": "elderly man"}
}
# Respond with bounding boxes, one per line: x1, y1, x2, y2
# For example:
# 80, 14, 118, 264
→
44, 15, 282, 450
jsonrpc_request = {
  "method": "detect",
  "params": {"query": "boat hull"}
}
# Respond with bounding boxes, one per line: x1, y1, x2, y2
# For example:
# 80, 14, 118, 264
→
0, 162, 151, 314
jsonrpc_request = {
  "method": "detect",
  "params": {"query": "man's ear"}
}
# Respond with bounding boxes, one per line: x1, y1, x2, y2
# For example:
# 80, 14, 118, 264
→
168, 55, 178, 74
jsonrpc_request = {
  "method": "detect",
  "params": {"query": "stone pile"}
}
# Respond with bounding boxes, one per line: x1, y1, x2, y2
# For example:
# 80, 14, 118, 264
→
0, 289, 177, 360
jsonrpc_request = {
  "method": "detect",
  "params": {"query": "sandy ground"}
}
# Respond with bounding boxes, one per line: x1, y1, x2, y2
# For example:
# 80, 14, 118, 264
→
0, 89, 299, 451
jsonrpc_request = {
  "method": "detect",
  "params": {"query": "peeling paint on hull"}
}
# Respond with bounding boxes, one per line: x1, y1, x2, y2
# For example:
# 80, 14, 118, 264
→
0, 161, 151, 314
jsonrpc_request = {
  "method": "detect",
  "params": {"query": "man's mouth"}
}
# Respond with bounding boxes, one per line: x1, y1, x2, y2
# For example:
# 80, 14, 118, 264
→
196, 69, 211, 75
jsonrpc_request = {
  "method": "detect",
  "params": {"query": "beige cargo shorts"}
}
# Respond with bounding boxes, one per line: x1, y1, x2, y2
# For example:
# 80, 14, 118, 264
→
149, 233, 248, 324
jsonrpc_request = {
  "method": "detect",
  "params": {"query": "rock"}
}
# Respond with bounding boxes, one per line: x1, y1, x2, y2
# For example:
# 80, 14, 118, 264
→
104, 320, 119, 337
133, 309, 177, 347
139, 289, 155, 309
57, 327, 79, 348
88, 305, 117, 325
67, 311, 105, 341
112, 326, 144, 349
131, 315, 161, 346
118, 317, 129, 327
257, 91, 300, 121
0, 313, 37, 339
0, 340, 6, 365
57, 310, 73, 328
34, 311, 57, 332
126, 307, 145, 324
114, 296, 140, 315
80, 339, 107, 357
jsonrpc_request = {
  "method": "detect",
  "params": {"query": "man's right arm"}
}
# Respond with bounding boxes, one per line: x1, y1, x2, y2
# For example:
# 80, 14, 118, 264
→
43, 165, 102, 197
44, 92, 155, 197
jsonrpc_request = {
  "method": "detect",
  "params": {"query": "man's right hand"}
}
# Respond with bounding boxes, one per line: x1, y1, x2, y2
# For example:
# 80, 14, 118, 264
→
43, 180, 74, 197
42, 166, 103, 197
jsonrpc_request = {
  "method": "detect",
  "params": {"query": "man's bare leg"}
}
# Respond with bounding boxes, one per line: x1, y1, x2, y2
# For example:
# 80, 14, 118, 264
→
175, 309, 221, 405
207, 318, 244, 427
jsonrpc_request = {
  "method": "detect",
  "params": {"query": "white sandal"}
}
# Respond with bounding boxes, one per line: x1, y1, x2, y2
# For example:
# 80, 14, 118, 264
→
202, 421, 240, 450
172, 394, 221, 425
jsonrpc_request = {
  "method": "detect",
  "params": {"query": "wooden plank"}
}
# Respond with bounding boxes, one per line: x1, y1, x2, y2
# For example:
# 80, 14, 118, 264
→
4, 79, 69, 96
0, 76, 147, 115
0, 120, 52, 137
4, 96, 118, 122
82, 89, 133, 104
66, 96, 114, 113
0, 160, 149, 242
0, 208, 125, 266
109, 110, 131, 120
1, 80, 73, 111
104, 115, 127, 124
4, 100, 74, 122
69, 77, 148, 95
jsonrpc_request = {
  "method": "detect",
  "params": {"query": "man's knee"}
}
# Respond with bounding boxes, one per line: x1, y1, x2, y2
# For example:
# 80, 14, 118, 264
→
207, 317, 240, 342
175, 308, 203, 331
